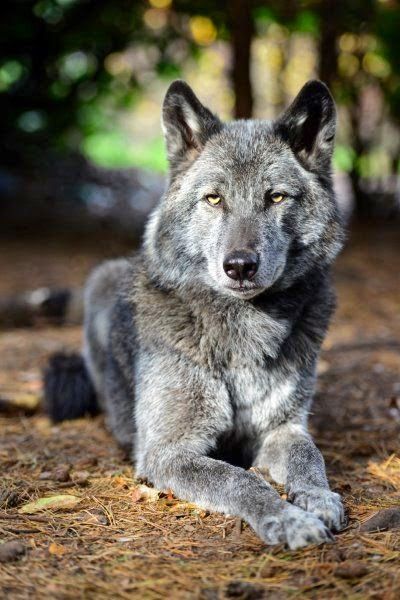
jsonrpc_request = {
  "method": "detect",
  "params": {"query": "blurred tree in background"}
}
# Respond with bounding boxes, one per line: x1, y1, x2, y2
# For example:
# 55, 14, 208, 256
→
1, 0, 400, 223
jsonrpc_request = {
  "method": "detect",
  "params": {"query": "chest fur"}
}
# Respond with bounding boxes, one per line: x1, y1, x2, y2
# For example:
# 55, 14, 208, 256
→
225, 365, 298, 434
134, 279, 292, 370
209, 366, 299, 467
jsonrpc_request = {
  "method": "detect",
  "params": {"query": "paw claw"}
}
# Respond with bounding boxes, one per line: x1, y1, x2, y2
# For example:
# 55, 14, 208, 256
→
290, 488, 346, 532
326, 528, 335, 542
255, 504, 335, 550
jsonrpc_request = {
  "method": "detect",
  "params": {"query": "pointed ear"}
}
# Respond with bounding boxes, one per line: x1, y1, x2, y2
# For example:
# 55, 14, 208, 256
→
275, 80, 336, 172
162, 80, 222, 177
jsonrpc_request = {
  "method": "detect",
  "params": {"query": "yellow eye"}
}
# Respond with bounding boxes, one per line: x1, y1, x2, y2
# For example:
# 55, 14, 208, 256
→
206, 194, 222, 206
271, 193, 286, 204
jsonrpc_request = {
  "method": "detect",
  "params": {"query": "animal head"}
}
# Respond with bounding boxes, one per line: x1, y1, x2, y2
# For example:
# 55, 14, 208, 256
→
144, 80, 344, 299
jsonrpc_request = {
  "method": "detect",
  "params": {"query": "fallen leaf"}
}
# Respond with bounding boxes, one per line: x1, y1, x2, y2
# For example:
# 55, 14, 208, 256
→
166, 488, 175, 501
112, 475, 130, 488
48, 542, 66, 556
191, 507, 209, 518
0, 541, 26, 563
131, 484, 159, 503
0, 393, 40, 414
18, 494, 81, 514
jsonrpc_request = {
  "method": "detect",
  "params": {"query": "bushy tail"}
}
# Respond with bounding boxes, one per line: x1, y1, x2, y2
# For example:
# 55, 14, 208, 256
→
43, 352, 99, 422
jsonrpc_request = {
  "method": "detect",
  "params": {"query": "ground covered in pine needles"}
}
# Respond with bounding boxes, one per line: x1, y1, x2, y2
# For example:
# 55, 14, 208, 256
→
0, 223, 400, 599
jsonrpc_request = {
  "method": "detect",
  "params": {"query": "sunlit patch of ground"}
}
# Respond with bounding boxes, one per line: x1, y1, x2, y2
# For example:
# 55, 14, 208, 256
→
0, 222, 400, 599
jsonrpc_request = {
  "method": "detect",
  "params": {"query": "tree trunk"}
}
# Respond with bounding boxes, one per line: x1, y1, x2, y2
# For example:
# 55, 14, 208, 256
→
317, 1, 366, 217
318, 0, 339, 89
230, 0, 254, 118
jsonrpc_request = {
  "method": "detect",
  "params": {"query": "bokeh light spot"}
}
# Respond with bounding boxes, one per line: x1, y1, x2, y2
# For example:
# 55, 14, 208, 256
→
144, 8, 168, 30
189, 16, 217, 46
149, 0, 172, 8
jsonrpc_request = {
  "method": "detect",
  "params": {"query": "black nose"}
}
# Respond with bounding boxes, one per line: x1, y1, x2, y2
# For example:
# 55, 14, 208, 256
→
223, 250, 259, 281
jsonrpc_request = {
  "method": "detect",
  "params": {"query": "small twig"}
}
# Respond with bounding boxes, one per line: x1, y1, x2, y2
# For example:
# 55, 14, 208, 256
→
0, 512, 50, 523
233, 517, 243, 538
1, 526, 41, 534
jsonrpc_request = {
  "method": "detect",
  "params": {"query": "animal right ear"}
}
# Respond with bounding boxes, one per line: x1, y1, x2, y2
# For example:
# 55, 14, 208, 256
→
162, 81, 222, 177
274, 80, 336, 173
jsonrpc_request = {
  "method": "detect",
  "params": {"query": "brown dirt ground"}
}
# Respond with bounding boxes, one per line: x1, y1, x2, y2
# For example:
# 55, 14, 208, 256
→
0, 222, 400, 599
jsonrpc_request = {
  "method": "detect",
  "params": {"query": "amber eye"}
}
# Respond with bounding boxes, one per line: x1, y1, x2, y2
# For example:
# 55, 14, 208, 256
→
270, 193, 286, 204
206, 194, 222, 206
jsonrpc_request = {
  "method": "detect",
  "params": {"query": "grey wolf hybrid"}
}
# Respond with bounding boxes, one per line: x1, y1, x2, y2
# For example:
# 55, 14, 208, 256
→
45, 79, 346, 549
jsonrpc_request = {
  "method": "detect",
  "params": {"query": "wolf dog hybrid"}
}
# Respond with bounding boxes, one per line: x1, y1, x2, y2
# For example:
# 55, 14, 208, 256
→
45, 79, 346, 549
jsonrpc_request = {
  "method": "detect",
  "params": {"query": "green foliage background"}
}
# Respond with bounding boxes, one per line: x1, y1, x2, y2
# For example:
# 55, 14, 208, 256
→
1, 0, 400, 185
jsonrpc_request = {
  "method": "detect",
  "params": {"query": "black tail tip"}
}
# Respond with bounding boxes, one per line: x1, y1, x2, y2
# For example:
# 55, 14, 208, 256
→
43, 352, 98, 423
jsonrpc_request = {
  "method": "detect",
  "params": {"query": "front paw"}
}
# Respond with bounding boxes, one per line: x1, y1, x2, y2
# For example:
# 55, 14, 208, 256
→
289, 487, 346, 531
254, 504, 334, 550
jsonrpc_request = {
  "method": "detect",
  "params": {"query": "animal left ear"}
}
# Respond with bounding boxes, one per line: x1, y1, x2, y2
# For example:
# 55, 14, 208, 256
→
275, 80, 336, 172
162, 80, 222, 178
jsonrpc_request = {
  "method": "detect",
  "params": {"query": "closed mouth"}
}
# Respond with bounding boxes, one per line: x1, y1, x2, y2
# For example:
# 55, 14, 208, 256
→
225, 284, 262, 297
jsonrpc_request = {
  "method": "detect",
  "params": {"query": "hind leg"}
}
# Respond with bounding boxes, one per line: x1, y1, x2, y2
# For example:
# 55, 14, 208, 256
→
104, 351, 136, 454
83, 258, 136, 451
83, 258, 130, 400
